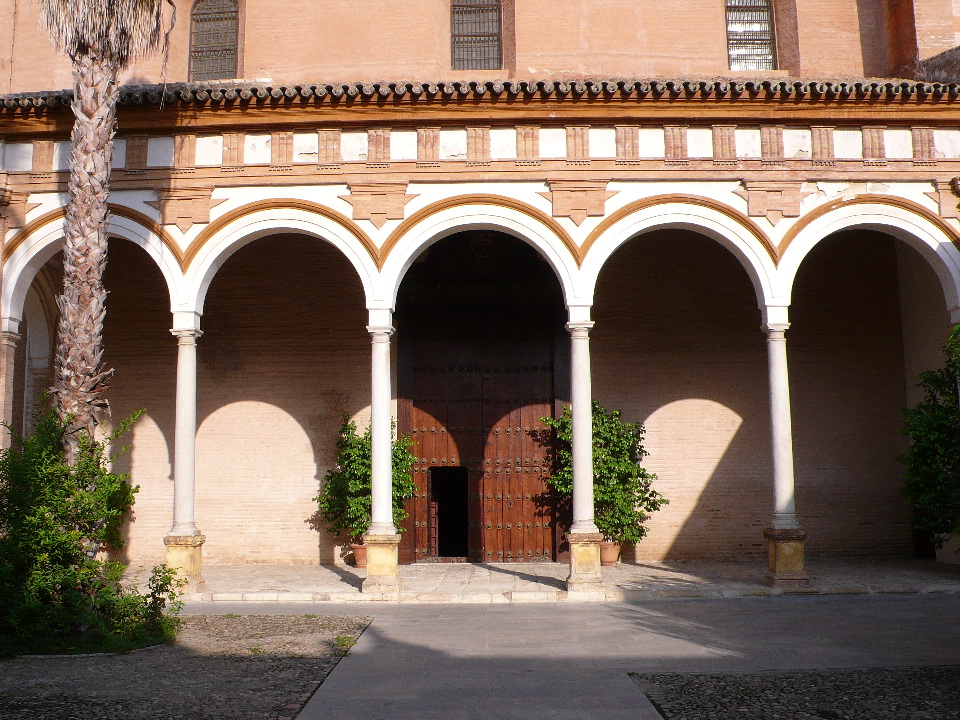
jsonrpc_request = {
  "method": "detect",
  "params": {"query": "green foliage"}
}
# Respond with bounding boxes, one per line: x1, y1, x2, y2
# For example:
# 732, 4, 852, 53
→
0, 410, 182, 656
314, 415, 417, 543
900, 326, 960, 547
541, 401, 668, 544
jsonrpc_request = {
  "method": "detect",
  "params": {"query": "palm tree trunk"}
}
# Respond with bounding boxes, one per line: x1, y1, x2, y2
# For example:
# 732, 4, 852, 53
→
54, 52, 118, 463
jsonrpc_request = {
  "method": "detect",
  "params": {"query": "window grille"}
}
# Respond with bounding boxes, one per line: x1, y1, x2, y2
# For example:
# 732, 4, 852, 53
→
451, 0, 502, 71
190, 0, 239, 82
726, 0, 777, 71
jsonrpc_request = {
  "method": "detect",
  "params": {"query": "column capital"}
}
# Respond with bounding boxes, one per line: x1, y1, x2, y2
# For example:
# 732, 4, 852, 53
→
566, 320, 595, 337
170, 328, 203, 343
0, 330, 21, 348
367, 324, 395, 338
764, 322, 790, 339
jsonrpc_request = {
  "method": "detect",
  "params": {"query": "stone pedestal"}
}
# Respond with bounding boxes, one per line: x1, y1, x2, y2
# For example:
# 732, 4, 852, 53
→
361, 533, 401, 597
763, 527, 808, 588
566, 532, 606, 600
164, 534, 206, 589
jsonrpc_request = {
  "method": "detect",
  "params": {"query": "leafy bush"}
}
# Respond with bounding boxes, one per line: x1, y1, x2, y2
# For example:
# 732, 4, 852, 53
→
901, 326, 960, 547
314, 415, 417, 543
0, 410, 182, 656
541, 401, 668, 544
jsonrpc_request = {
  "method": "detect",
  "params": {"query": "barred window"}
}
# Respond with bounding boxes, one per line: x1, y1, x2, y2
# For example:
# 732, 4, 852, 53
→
190, 0, 239, 82
726, 0, 777, 71
451, 0, 502, 71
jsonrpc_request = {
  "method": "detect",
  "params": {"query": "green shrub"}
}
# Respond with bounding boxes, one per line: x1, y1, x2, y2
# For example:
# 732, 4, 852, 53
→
314, 415, 417, 543
901, 326, 960, 547
541, 401, 668, 544
0, 410, 182, 656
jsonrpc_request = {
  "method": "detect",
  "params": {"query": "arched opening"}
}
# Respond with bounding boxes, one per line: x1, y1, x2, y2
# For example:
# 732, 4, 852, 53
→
395, 230, 567, 563
592, 229, 768, 560
789, 229, 951, 558
196, 233, 368, 564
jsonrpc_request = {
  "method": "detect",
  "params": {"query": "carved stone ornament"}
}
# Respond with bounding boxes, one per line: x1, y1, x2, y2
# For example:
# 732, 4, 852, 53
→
145, 186, 227, 233
339, 182, 418, 229
0, 185, 40, 231
734, 180, 812, 226
538, 179, 616, 226
924, 179, 960, 220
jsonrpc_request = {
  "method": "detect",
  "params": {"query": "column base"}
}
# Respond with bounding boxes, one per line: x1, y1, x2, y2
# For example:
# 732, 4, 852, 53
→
763, 527, 808, 588
361, 533, 401, 598
164, 534, 206, 590
565, 532, 606, 600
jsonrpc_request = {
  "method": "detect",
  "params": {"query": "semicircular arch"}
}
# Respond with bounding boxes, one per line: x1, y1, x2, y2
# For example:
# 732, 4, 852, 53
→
580, 196, 778, 309
778, 197, 960, 315
184, 200, 379, 313
378, 195, 581, 308
2, 206, 184, 326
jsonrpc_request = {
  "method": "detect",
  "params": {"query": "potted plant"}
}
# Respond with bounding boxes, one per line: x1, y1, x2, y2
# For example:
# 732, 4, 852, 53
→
541, 401, 668, 565
314, 415, 417, 567
901, 326, 960, 564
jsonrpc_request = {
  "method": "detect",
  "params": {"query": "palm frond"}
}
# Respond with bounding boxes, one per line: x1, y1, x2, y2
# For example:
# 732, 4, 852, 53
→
39, 0, 169, 67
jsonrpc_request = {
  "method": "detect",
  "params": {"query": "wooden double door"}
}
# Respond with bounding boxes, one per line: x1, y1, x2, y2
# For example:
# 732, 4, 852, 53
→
398, 315, 564, 563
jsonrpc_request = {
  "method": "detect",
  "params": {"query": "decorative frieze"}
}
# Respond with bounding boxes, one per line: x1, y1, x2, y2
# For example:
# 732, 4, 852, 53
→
339, 182, 417, 229
317, 129, 341, 168
417, 127, 440, 166
912, 127, 936, 165
811, 126, 835, 165
925, 179, 960, 219
712, 125, 737, 165
270, 131, 293, 169
615, 125, 640, 164
664, 126, 688, 165
566, 126, 590, 165
31, 140, 54, 176
367, 128, 390, 167
735, 180, 812, 226
538, 179, 616, 226
145, 186, 226, 233
516, 126, 540, 165
173, 134, 196, 173
124, 135, 149, 172
466, 126, 491, 165
760, 126, 784, 164
862, 126, 886, 165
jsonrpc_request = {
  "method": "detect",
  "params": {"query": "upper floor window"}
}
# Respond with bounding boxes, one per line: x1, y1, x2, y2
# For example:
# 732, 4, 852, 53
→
190, 0, 239, 82
451, 0, 502, 71
726, 0, 777, 71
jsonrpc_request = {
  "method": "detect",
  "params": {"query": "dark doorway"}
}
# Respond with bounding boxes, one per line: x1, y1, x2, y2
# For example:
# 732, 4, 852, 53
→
430, 467, 469, 558
397, 231, 569, 563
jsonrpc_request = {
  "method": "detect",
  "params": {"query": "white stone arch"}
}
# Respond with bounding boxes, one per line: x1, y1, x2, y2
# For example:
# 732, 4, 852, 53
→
377, 201, 581, 310
579, 201, 778, 309
779, 202, 960, 319
184, 207, 379, 315
2, 211, 184, 331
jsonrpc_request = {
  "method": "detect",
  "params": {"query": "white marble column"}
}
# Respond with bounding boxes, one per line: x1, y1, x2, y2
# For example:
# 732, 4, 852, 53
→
0, 327, 21, 449
765, 322, 799, 530
366, 322, 396, 536
169, 328, 202, 536
762, 310, 807, 587
567, 320, 599, 535
165, 315, 205, 587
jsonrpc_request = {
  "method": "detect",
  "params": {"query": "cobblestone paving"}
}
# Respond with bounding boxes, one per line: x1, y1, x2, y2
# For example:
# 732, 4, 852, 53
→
0, 615, 370, 720
633, 666, 960, 720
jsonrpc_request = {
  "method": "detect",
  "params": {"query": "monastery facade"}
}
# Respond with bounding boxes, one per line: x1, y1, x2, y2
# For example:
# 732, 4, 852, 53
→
2, 0, 960, 594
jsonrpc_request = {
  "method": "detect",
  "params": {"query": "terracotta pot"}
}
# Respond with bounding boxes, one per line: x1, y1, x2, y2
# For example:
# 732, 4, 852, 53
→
350, 543, 367, 568
599, 541, 622, 566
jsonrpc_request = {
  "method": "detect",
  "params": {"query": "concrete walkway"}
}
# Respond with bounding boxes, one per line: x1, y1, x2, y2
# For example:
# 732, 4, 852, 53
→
177, 557, 960, 603
182, 593, 960, 720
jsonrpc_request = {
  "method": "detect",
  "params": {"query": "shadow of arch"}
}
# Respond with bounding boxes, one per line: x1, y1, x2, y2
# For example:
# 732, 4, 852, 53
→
788, 228, 951, 557
592, 229, 772, 561
195, 233, 370, 564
